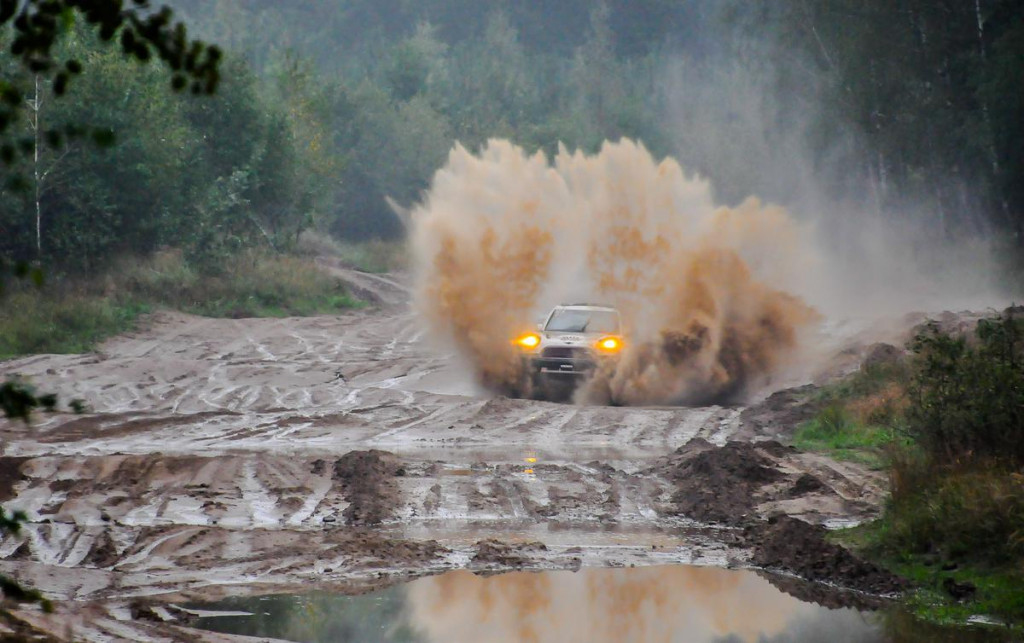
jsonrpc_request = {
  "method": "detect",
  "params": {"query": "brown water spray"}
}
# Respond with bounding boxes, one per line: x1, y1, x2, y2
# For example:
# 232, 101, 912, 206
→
411, 139, 819, 405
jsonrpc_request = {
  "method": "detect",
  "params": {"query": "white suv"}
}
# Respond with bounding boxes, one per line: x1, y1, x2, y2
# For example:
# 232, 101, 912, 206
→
512, 304, 624, 395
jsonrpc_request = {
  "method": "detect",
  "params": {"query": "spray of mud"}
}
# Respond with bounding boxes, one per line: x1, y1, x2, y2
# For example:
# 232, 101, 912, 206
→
411, 139, 820, 405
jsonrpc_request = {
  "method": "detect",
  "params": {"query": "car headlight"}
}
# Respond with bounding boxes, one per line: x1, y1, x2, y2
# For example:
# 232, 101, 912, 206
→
514, 332, 541, 350
595, 336, 623, 354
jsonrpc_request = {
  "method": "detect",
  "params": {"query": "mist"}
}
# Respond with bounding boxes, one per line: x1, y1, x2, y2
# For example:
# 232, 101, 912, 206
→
411, 139, 820, 405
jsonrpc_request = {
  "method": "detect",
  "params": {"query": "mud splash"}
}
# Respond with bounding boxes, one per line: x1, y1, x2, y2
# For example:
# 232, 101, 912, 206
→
412, 139, 819, 405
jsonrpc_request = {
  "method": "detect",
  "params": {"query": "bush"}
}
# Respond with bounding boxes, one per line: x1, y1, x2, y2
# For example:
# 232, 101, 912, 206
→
907, 312, 1024, 466
886, 456, 1024, 565
871, 310, 1024, 568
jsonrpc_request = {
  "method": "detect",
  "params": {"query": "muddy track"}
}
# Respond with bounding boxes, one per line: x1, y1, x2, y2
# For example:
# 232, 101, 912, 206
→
0, 274, 894, 640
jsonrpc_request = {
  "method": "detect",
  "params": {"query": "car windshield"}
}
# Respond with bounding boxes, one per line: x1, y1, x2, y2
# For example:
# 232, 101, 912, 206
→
545, 309, 619, 334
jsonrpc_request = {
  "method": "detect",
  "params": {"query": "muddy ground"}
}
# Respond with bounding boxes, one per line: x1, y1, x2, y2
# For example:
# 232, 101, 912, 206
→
0, 268, 923, 641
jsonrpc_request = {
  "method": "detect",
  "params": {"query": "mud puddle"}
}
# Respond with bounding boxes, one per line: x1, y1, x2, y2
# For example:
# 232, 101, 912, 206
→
1, 270, 991, 641
187, 565, 1008, 643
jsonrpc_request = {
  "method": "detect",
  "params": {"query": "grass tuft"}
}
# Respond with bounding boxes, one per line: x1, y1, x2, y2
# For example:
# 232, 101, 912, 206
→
0, 250, 361, 359
297, 231, 406, 274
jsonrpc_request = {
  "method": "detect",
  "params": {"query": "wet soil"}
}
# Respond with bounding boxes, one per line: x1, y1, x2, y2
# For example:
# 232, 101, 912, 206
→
748, 515, 907, 596
737, 384, 822, 440
0, 268, 946, 640
661, 439, 786, 524
333, 450, 405, 525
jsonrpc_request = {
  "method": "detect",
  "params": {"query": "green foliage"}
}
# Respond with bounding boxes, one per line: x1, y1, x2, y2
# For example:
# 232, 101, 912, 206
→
792, 357, 912, 467
886, 457, 1024, 566
836, 520, 1024, 627
297, 233, 407, 274
907, 313, 1024, 466
0, 251, 360, 359
0, 288, 149, 359
334, 240, 408, 275
793, 404, 902, 469
128, 250, 361, 318
0, 378, 57, 421
0, 31, 319, 271
0, 505, 53, 610
0, 507, 26, 535
824, 312, 1024, 623
0, 0, 221, 166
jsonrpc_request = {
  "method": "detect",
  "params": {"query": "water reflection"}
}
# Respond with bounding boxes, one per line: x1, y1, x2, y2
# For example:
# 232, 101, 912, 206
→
190, 565, 1008, 643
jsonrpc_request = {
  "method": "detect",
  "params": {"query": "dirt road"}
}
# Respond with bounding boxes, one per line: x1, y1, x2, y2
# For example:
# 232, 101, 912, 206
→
0, 268, 894, 640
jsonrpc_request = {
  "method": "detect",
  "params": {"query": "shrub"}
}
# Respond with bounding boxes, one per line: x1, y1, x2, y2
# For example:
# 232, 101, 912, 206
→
872, 310, 1024, 567
886, 456, 1024, 565
907, 312, 1024, 467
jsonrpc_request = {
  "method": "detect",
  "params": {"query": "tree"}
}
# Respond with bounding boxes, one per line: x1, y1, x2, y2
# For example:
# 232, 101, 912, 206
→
1, 0, 221, 164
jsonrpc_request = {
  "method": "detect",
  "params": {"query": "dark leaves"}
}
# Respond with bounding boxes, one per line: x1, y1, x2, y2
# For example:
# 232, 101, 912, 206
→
0, 379, 42, 422
0, 0, 222, 154
91, 127, 115, 147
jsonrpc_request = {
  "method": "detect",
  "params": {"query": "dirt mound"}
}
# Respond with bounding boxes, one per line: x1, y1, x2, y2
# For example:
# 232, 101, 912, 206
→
748, 516, 907, 595
85, 531, 120, 568
738, 384, 821, 439
661, 440, 784, 524
331, 530, 447, 568
333, 450, 405, 526
472, 539, 548, 567
787, 473, 828, 498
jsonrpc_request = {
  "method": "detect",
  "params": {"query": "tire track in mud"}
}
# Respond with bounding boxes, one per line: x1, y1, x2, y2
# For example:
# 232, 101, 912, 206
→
0, 290, 891, 629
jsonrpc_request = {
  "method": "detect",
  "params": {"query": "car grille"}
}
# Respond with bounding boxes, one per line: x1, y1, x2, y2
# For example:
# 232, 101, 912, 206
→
542, 347, 591, 359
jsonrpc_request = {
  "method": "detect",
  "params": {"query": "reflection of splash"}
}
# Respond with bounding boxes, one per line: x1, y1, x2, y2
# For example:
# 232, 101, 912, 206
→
412, 139, 818, 405
403, 566, 828, 643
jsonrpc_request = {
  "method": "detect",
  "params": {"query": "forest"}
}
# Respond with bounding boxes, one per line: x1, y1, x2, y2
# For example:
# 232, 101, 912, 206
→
1, 0, 1022, 272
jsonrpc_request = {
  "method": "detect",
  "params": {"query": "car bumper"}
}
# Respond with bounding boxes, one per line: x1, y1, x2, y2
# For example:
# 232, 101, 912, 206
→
530, 356, 598, 376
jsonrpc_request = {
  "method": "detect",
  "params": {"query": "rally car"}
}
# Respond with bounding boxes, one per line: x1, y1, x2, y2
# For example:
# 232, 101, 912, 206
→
512, 304, 624, 397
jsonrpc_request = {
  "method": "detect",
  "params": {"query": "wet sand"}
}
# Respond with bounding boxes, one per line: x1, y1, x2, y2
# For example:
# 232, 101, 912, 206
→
0, 269, 896, 641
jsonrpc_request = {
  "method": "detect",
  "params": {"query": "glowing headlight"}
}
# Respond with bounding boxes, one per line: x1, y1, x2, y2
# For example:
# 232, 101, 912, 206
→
514, 333, 541, 350
595, 336, 623, 354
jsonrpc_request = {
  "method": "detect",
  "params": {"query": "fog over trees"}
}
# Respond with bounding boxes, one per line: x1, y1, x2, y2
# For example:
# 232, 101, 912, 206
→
1, 0, 1021, 270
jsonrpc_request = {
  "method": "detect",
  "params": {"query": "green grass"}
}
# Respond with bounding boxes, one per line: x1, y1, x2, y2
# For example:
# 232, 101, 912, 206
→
810, 320, 1024, 632
832, 520, 1024, 629
332, 240, 406, 274
296, 231, 406, 274
0, 250, 361, 359
792, 404, 908, 469
0, 292, 151, 359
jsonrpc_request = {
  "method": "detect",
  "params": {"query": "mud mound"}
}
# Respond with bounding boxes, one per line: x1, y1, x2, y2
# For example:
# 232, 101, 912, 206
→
787, 473, 828, 498
333, 450, 405, 526
738, 384, 821, 440
85, 532, 120, 568
749, 516, 906, 595
472, 539, 548, 567
662, 440, 784, 524
331, 530, 447, 568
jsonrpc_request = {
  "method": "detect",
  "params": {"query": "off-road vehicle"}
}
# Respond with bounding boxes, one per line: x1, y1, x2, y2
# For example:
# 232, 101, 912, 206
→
512, 304, 624, 398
